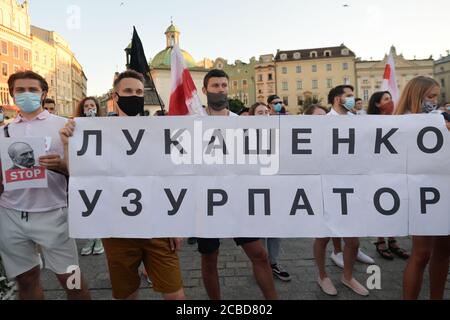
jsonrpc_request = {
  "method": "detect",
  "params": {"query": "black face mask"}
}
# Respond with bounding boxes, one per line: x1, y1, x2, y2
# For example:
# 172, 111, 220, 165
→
207, 92, 229, 111
117, 94, 145, 116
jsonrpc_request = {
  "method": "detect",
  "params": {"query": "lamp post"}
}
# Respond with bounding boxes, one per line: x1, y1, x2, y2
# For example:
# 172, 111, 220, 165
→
125, 44, 131, 69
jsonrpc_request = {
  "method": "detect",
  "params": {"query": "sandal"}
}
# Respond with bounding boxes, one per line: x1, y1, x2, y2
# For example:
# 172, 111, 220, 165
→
388, 240, 410, 260
374, 241, 394, 260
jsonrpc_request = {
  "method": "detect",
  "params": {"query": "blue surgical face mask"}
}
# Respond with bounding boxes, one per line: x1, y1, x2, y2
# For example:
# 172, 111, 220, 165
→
15, 92, 42, 113
446, 106, 450, 111
343, 97, 355, 111
421, 100, 439, 114
274, 103, 283, 113
0, 114, 4, 122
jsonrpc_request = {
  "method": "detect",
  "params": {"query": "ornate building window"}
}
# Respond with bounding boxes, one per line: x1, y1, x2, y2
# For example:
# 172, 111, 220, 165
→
1, 41, 8, 55
312, 79, 318, 89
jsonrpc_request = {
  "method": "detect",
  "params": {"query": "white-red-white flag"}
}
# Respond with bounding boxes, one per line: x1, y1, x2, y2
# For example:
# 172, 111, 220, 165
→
381, 48, 400, 106
169, 44, 206, 116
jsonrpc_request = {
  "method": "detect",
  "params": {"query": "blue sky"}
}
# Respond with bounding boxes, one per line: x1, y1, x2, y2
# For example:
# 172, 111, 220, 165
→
28, 0, 450, 96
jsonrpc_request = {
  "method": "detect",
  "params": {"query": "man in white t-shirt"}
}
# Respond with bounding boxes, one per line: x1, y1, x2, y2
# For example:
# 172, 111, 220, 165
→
314, 85, 374, 297
354, 98, 367, 115
0, 71, 90, 300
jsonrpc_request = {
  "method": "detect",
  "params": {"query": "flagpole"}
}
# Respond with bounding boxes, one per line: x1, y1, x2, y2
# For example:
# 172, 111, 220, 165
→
146, 71, 166, 114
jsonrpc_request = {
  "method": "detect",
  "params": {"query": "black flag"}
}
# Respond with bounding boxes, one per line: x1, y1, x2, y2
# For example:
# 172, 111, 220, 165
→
128, 26, 165, 112
129, 26, 150, 79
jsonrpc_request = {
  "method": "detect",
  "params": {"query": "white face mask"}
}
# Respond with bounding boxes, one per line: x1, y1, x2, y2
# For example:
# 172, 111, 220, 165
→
421, 100, 439, 114
84, 108, 97, 118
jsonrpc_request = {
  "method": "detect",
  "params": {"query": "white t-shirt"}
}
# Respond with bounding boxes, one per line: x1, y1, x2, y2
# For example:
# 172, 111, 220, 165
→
0, 110, 68, 213
356, 110, 367, 115
327, 108, 354, 116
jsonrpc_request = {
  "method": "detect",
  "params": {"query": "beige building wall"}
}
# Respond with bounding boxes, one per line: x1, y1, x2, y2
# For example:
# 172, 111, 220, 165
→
255, 54, 276, 104
197, 58, 214, 69
0, 0, 31, 109
31, 25, 86, 118
434, 54, 450, 104
0, 0, 30, 36
214, 57, 257, 107
82, 71, 87, 97
53, 33, 73, 117
71, 56, 84, 115
356, 47, 434, 105
275, 45, 356, 114
31, 35, 56, 100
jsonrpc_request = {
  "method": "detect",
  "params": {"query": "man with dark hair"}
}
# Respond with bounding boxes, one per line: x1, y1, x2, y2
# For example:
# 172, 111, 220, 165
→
0, 71, 91, 300
197, 69, 278, 300
43, 98, 57, 115
60, 70, 185, 300
314, 84, 374, 297
327, 85, 355, 113
7, 71, 49, 97
109, 70, 146, 117
267, 95, 286, 115
354, 98, 366, 115
238, 107, 250, 116
203, 69, 229, 90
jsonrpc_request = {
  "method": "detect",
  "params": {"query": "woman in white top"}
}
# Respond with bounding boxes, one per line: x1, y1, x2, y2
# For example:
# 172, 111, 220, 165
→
397, 76, 450, 300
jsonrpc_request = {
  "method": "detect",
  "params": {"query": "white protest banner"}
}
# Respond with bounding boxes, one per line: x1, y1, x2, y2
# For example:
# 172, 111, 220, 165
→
322, 175, 408, 237
280, 115, 409, 175
0, 137, 47, 191
406, 114, 450, 174
68, 115, 450, 238
408, 175, 450, 236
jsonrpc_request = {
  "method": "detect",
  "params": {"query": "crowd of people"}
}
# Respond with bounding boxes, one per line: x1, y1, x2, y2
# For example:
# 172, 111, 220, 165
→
0, 68, 449, 300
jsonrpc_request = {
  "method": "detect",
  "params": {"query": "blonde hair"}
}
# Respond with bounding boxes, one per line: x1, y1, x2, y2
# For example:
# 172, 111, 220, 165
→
395, 76, 440, 115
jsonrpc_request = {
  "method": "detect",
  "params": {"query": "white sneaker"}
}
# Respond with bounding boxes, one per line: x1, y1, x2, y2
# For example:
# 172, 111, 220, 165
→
357, 249, 375, 264
330, 252, 344, 269
80, 239, 95, 256
93, 239, 105, 255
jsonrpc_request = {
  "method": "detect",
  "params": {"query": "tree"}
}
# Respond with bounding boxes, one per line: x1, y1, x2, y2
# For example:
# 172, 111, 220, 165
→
299, 97, 322, 114
228, 98, 245, 114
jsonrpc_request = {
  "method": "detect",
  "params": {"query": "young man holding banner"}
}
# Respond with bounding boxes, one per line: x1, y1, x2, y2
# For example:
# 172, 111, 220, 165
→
0, 71, 90, 300
60, 70, 186, 300
313, 85, 372, 297
196, 69, 278, 300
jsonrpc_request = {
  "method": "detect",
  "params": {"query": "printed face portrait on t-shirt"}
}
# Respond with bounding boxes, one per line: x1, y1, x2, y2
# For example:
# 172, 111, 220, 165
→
8, 142, 35, 169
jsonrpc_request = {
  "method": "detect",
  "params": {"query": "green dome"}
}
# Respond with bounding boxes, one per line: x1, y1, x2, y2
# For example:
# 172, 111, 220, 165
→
165, 24, 180, 34
151, 47, 197, 68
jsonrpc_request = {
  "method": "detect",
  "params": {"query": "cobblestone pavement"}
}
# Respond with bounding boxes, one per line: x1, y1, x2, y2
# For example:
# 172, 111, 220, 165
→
40, 238, 449, 300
